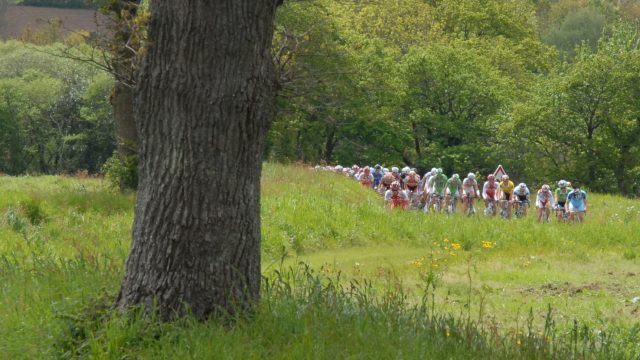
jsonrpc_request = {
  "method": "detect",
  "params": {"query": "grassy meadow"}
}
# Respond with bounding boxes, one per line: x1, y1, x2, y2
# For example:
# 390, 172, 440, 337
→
1, 165, 639, 358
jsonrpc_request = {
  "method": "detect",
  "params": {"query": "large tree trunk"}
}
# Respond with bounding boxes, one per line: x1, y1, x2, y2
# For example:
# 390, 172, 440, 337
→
117, 0, 280, 320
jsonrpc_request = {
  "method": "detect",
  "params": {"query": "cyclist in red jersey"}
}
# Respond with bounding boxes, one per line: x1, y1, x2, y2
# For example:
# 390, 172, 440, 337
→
384, 181, 409, 209
359, 166, 374, 188
482, 174, 500, 216
379, 171, 395, 194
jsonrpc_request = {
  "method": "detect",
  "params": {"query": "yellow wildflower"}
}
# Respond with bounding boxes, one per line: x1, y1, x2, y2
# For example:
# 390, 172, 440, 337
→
451, 243, 461, 250
482, 241, 494, 249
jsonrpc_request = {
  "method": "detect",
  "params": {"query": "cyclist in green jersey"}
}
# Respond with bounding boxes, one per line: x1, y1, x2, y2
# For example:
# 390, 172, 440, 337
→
425, 168, 448, 213
554, 180, 572, 221
445, 174, 462, 214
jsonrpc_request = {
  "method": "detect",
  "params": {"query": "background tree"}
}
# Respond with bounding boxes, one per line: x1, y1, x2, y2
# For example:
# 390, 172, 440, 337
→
400, 43, 510, 173
543, 7, 607, 58
0, 42, 114, 175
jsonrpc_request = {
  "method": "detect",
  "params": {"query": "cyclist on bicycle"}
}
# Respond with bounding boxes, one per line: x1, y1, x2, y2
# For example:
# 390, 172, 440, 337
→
385, 181, 409, 209
445, 173, 463, 213
421, 168, 436, 209
379, 171, 395, 194
536, 184, 554, 223
554, 180, 572, 221
426, 168, 448, 213
566, 184, 588, 222
499, 175, 515, 219
483, 174, 500, 216
404, 170, 421, 206
422, 168, 437, 192
391, 167, 401, 183
462, 173, 480, 214
417, 171, 428, 197
513, 183, 530, 217
372, 164, 384, 188
401, 166, 411, 183
359, 166, 374, 188
404, 170, 420, 192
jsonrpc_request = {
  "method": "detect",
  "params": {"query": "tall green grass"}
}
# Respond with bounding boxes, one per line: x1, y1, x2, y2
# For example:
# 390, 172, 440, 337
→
0, 165, 638, 358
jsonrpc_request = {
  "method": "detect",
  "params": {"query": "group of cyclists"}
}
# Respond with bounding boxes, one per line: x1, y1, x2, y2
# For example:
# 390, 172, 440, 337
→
316, 164, 588, 223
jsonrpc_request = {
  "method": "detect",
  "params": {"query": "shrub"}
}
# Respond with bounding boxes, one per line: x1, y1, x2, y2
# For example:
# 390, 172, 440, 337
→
101, 152, 138, 192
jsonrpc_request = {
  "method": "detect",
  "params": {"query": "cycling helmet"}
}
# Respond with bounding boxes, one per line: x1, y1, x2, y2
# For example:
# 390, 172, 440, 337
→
452, 174, 460, 180
363, 166, 370, 173
487, 174, 495, 182
468, 173, 476, 180
409, 170, 416, 177
391, 166, 399, 173
391, 181, 400, 190
517, 183, 527, 194
431, 167, 437, 173
335, 165, 343, 172
436, 168, 443, 175
374, 164, 381, 170
558, 180, 567, 188
383, 167, 389, 173
502, 175, 509, 181
402, 166, 410, 174
542, 184, 551, 192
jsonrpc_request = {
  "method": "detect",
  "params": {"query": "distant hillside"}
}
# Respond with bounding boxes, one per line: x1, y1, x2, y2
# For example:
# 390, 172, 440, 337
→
0, 5, 103, 39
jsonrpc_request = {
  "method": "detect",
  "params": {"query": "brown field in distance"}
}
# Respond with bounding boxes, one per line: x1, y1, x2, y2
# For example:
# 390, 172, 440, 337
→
0, 5, 103, 39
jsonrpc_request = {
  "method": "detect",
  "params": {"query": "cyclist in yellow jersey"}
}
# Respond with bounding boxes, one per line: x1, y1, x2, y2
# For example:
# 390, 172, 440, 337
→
499, 175, 515, 219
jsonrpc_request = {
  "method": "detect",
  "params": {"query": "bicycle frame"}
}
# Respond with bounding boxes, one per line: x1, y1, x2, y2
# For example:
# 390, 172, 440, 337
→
514, 200, 526, 218
499, 199, 510, 219
484, 199, 496, 216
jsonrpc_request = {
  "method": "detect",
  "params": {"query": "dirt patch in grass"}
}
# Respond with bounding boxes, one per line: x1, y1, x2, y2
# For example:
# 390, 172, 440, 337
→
520, 281, 628, 297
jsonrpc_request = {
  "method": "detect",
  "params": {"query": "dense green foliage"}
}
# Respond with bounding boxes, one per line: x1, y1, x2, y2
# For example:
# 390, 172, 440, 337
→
269, 0, 640, 195
1, 166, 639, 358
0, 41, 115, 175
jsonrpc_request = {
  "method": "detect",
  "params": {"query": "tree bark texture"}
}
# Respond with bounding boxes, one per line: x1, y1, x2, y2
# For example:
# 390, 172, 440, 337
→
108, 0, 141, 157
110, 81, 138, 156
117, 0, 279, 320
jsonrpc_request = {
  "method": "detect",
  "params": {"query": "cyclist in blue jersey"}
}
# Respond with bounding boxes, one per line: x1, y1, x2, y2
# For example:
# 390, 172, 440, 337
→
565, 184, 588, 223
372, 164, 384, 188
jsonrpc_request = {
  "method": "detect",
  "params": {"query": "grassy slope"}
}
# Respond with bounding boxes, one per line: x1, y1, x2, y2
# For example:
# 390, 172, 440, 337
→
265, 165, 640, 327
0, 165, 639, 358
